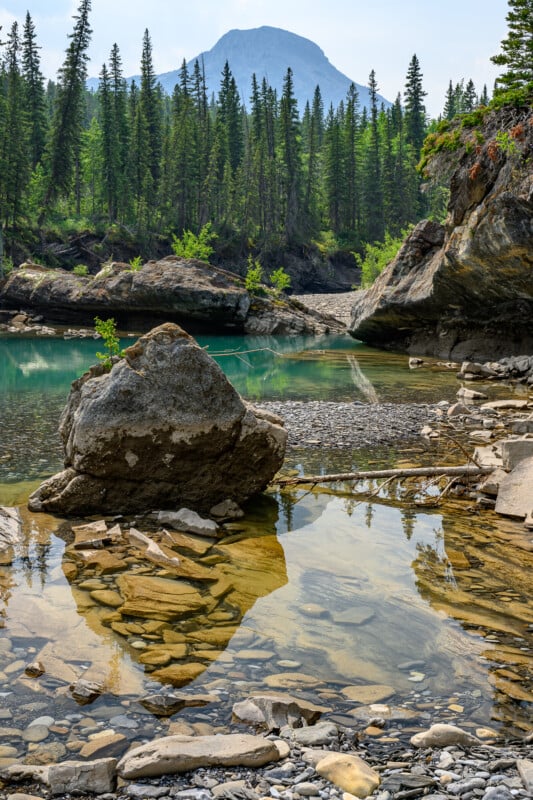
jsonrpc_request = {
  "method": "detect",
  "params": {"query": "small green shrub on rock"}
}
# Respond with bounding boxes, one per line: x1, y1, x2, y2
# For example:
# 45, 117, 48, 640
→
73, 264, 89, 276
269, 266, 291, 295
171, 223, 217, 262
94, 317, 125, 371
245, 256, 264, 293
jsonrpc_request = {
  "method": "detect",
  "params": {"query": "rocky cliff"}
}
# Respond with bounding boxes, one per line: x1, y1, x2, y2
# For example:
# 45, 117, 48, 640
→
349, 104, 533, 360
0, 257, 342, 336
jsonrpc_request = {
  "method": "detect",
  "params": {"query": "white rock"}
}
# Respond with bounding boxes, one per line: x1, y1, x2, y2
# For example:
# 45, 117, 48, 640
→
117, 734, 283, 779
410, 723, 480, 748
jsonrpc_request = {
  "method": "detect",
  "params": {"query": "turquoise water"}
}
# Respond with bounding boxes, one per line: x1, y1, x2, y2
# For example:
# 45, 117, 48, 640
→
0, 332, 460, 484
0, 332, 531, 740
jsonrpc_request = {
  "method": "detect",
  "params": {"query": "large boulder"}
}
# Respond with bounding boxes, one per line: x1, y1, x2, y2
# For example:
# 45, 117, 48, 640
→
28, 323, 286, 515
349, 105, 533, 360
0, 257, 341, 335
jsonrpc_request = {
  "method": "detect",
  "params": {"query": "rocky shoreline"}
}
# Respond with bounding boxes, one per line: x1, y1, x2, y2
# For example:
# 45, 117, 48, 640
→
259, 402, 432, 449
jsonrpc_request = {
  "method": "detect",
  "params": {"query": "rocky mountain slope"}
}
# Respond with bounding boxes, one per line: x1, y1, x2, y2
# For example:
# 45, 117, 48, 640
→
89, 27, 390, 112
349, 103, 533, 360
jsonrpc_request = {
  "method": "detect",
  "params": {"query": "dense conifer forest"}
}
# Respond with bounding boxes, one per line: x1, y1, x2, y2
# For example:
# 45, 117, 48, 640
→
1, 0, 528, 273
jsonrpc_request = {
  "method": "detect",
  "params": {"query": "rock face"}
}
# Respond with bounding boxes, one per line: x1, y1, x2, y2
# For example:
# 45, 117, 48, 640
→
0, 257, 341, 335
28, 323, 286, 515
349, 105, 533, 360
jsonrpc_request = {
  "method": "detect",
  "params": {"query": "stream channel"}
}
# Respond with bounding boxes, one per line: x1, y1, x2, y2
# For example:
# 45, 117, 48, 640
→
0, 332, 531, 765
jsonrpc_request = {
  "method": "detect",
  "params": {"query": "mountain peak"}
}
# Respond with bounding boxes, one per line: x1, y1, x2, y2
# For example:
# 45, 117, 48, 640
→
159, 26, 390, 111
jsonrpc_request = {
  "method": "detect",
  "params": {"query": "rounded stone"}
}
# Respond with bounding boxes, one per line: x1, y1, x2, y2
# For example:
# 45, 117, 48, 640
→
22, 725, 49, 743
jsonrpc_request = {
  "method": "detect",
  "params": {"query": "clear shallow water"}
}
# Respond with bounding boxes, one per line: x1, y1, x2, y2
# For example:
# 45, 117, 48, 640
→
0, 333, 531, 747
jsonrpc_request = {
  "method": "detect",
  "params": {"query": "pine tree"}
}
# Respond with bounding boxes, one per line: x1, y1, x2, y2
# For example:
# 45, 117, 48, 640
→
39, 0, 92, 221
108, 43, 130, 221
218, 61, 243, 172
343, 83, 361, 238
140, 29, 163, 192
21, 12, 47, 168
0, 23, 30, 251
278, 67, 303, 243
98, 62, 118, 219
491, 0, 533, 94
404, 54, 427, 153
362, 70, 384, 243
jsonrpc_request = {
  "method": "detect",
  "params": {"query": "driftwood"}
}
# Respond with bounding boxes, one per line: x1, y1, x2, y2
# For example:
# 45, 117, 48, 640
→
275, 464, 493, 487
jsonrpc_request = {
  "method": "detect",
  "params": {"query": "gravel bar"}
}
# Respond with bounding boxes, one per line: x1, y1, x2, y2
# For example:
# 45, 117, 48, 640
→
258, 401, 433, 449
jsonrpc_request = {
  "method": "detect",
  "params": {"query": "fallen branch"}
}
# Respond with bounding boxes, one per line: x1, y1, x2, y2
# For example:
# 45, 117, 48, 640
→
275, 464, 492, 487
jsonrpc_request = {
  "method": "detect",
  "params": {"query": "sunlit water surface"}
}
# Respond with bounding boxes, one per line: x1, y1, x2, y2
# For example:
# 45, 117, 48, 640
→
0, 333, 531, 747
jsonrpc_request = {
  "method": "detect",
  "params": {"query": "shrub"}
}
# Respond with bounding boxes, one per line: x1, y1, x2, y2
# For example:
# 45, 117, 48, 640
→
94, 316, 125, 371
73, 264, 89, 276
129, 255, 143, 271
171, 222, 217, 262
0, 256, 14, 278
269, 266, 291, 295
354, 229, 411, 288
245, 256, 264, 293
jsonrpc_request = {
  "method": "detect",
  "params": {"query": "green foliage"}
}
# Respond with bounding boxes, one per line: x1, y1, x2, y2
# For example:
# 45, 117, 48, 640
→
72, 263, 88, 275
269, 266, 291, 294
495, 130, 519, 155
171, 223, 217, 262
354, 229, 410, 288
94, 316, 124, 370
491, 0, 533, 95
129, 255, 143, 271
312, 230, 339, 259
245, 256, 264, 293
0, 256, 15, 278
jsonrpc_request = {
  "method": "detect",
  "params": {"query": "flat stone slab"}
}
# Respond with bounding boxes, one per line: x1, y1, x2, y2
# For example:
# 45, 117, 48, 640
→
500, 438, 533, 470
117, 734, 283, 779
495, 456, 533, 519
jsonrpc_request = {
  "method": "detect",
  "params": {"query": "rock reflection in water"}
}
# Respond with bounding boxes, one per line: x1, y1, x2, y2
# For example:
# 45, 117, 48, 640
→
61, 496, 287, 692
412, 504, 533, 732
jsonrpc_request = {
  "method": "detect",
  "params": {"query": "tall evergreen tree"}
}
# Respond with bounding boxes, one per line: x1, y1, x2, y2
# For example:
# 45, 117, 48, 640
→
139, 29, 163, 192
278, 67, 304, 243
404, 54, 427, 153
39, 0, 92, 220
362, 69, 384, 242
21, 12, 47, 168
491, 0, 533, 93
0, 23, 29, 252
218, 61, 243, 172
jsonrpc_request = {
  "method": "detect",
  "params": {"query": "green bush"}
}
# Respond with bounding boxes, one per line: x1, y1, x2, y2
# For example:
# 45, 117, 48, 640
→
94, 316, 125, 371
245, 256, 264, 293
354, 229, 410, 288
73, 264, 89, 276
129, 255, 143, 271
0, 256, 14, 278
171, 222, 217, 262
269, 266, 291, 295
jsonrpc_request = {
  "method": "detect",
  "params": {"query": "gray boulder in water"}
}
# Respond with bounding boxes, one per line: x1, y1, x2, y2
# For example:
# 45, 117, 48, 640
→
29, 323, 286, 516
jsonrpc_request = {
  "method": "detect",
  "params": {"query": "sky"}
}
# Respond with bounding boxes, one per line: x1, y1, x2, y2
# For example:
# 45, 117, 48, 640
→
1, 0, 510, 117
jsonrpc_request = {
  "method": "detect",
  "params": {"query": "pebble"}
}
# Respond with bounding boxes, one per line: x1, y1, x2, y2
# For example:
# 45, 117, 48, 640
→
259, 401, 433, 449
